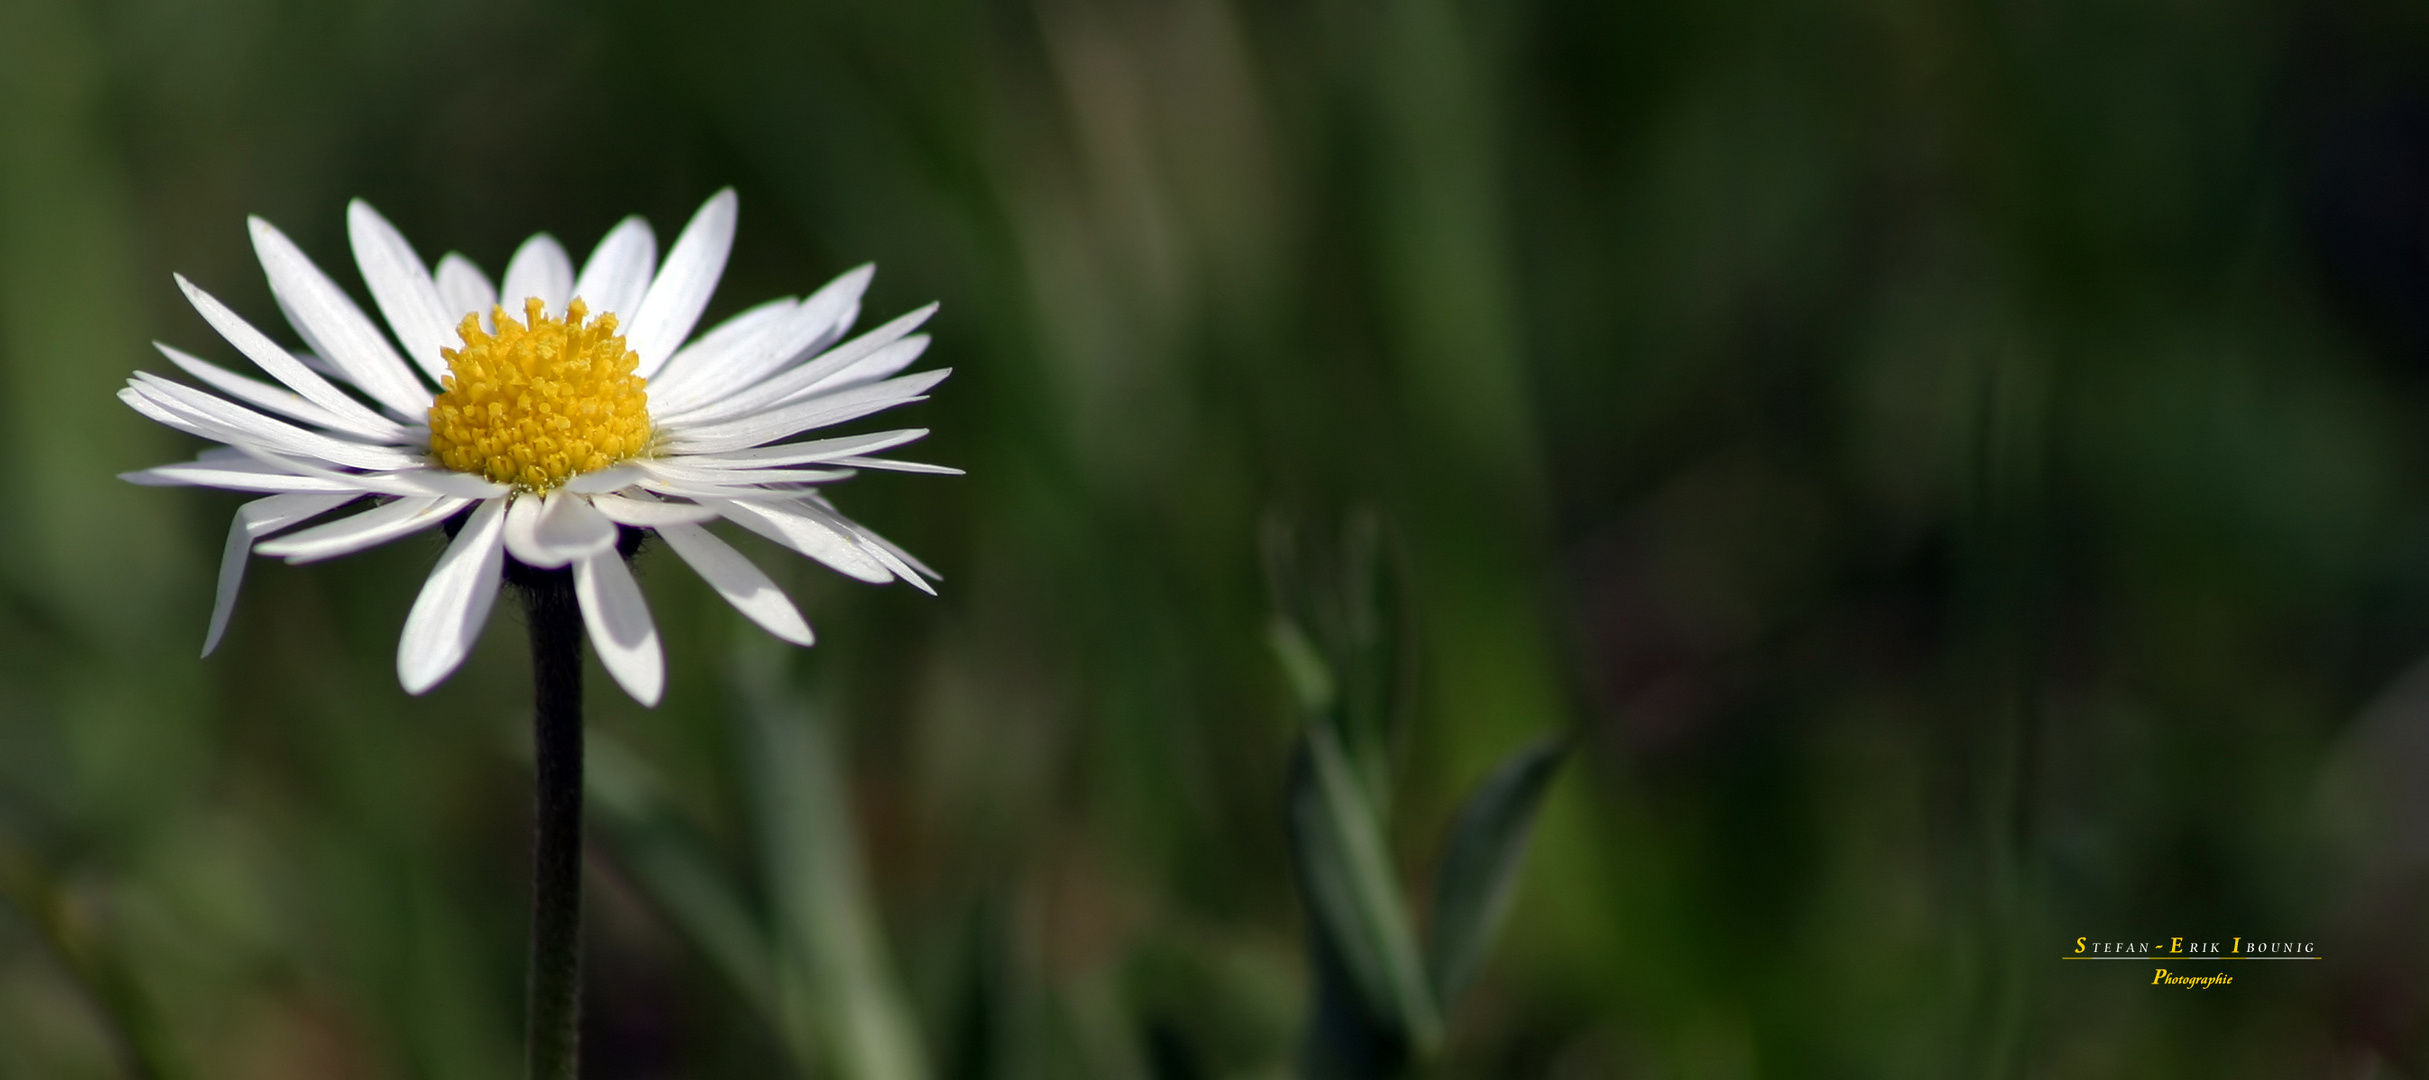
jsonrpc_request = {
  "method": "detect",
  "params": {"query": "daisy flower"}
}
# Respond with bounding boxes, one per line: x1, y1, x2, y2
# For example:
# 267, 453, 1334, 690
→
121, 190, 953, 705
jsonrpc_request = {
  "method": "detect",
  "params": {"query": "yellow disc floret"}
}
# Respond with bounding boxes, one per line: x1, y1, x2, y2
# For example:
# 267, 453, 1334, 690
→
428, 297, 652, 491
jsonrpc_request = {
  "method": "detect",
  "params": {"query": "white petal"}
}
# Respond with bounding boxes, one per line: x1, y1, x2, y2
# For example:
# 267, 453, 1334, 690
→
845, 513, 942, 581
397, 496, 508, 694
248, 217, 435, 417
659, 304, 933, 425
123, 460, 364, 493
838, 520, 934, 594
791, 497, 934, 593
203, 491, 366, 656
125, 376, 423, 471
120, 384, 230, 444
174, 275, 411, 440
255, 495, 470, 563
639, 460, 855, 488
367, 468, 513, 498
531, 491, 619, 565
245, 489, 368, 537
788, 333, 930, 399
500, 233, 574, 319
627, 189, 737, 376
706, 497, 891, 582
689, 331, 930, 425
434, 253, 497, 326
634, 475, 804, 502
658, 521, 813, 644
801, 491, 941, 582
218, 447, 491, 499
269, 289, 333, 370
348, 200, 457, 383
659, 369, 950, 455
125, 373, 405, 467
825, 455, 963, 475
503, 491, 550, 567
647, 265, 872, 411
292, 350, 342, 378
644, 296, 796, 404
575, 551, 663, 706
676, 428, 930, 468
560, 465, 645, 494
588, 493, 719, 527
574, 215, 656, 324
157, 343, 357, 435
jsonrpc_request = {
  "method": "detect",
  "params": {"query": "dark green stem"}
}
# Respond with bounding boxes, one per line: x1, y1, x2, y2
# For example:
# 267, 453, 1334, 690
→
522, 568, 584, 1080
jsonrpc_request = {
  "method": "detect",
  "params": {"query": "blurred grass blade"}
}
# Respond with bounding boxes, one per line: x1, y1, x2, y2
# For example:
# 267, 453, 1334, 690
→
1267, 510, 1413, 819
1336, 508, 1409, 815
585, 734, 780, 1021
1268, 616, 1337, 716
0, 833, 183, 1080
1287, 725, 1441, 1053
733, 644, 931, 1080
1423, 738, 1563, 1007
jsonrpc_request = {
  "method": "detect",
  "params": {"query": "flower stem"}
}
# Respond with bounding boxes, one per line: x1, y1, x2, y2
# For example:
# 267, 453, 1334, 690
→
521, 567, 584, 1080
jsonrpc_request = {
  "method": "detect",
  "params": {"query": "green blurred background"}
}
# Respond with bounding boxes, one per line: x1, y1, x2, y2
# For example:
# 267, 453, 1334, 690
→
5, 0, 2429, 1075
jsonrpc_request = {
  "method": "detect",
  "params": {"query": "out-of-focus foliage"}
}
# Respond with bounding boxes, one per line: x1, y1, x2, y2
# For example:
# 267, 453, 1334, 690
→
1266, 511, 1564, 1078
4, 0, 2429, 1075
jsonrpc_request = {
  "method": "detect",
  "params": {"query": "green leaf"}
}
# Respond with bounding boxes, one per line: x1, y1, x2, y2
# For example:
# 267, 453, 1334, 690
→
586, 735, 779, 1019
1265, 508, 1413, 815
1267, 616, 1338, 717
1336, 507, 1412, 817
0, 831, 186, 1080
1287, 725, 1442, 1053
1424, 738, 1564, 1007
731, 642, 932, 1080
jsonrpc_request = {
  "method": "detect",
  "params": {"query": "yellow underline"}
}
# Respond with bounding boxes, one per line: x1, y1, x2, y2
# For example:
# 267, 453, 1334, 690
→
2060, 956, 2321, 960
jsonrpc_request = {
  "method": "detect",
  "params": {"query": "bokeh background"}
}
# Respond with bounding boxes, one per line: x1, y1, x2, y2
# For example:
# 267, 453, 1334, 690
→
6, 0, 2429, 1075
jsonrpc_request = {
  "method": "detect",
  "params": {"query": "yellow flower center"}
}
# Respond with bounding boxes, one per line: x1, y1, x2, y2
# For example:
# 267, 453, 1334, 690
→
428, 297, 652, 491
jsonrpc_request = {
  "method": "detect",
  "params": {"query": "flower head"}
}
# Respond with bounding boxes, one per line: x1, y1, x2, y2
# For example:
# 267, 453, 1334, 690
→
429, 297, 653, 490
122, 190, 955, 705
